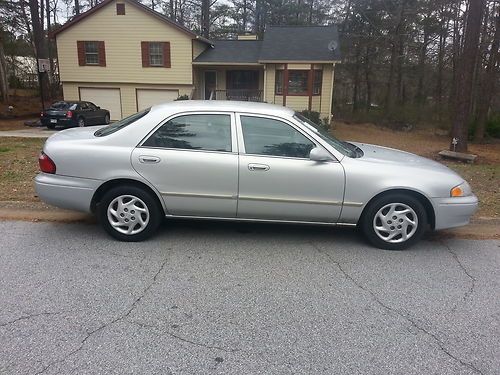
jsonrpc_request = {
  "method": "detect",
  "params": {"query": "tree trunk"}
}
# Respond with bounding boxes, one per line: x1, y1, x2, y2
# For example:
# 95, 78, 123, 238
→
0, 31, 9, 103
450, 0, 485, 152
74, 0, 80, 15
436, 8, 448, 123
201, 0, 209, 38
416, 27, 429, 105
29, 0, 51, 103
474, 6, 499, 142
352, 42, 361, 113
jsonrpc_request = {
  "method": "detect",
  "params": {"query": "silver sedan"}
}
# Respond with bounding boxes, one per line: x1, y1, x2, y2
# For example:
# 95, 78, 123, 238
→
35, 101, 478, 249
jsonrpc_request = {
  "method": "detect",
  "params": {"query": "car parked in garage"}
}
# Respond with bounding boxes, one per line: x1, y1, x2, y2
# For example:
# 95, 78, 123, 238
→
40, 101, 111, 129
35, 101, 478, 250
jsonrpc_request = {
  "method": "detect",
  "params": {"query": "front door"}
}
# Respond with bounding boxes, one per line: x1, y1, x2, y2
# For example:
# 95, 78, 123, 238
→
204, 71, 217, 99
236, 114, 345, 222
132, 112, 238, 217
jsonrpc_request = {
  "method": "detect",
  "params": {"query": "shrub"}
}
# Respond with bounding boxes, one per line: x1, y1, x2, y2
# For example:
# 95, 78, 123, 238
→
175, 94, 190, 101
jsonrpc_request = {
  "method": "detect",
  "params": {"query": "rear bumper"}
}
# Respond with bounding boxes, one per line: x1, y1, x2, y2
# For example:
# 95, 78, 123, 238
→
432, 195, 479, 230
40, 118, 75, 127
35, 173, 100, 213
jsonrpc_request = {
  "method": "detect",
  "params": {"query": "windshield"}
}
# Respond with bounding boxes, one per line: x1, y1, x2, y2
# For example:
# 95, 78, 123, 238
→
293, 113, 360, 157
50, 101, 77, 110
95, 108, 150, 137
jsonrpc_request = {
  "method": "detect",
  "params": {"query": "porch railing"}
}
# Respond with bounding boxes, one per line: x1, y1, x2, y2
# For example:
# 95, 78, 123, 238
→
209, 89, 263, 102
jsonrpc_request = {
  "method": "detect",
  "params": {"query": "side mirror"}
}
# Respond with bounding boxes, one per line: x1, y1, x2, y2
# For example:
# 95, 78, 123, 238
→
309, 147, 333, 162
97, 106, 101, 109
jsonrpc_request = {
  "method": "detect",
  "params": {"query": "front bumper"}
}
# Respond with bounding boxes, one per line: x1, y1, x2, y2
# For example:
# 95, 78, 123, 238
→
432, 194, 479, 230
35, 173, 101, 213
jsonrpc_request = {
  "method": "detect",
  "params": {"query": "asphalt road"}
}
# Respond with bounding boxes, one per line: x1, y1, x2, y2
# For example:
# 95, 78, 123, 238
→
0, 220, 499, 375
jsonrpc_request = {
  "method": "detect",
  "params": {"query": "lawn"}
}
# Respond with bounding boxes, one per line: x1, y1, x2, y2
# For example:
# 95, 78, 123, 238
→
0, 123, 498, 218
0, 137, 44, 202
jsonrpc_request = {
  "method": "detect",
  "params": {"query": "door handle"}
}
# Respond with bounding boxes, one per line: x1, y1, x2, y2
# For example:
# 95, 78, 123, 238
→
139, 155, 160, 164
248, 163, 270, 171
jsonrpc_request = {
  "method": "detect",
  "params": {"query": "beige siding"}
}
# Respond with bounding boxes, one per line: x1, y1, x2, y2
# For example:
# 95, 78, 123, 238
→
262, 62, 335, 118
192, 40, 208, 59
57, 0, 196, 85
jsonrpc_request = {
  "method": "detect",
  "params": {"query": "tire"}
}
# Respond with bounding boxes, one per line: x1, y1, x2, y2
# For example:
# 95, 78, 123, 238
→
104, 114, 110, 124
98, 185, 162, 241
361, 193, 427, 250
77, 117, 85, 127
47, 124, 56, 130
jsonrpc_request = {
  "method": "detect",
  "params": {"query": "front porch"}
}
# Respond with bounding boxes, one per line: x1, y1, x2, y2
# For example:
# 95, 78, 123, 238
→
192, 66, 264, 102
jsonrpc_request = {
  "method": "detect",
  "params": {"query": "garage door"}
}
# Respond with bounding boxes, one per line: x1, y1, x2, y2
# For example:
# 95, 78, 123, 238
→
79, 88, 122, 120
136, 89, 179, 111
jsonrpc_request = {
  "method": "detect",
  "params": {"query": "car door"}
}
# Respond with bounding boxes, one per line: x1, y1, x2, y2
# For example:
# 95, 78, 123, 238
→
86, 102, 101, 124
236, 114, 345, 222
131, 112, 239, 217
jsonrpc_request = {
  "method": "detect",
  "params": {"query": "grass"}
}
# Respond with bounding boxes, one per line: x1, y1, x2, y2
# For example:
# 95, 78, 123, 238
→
0, 137, 44, 202
0, 122, 498, 218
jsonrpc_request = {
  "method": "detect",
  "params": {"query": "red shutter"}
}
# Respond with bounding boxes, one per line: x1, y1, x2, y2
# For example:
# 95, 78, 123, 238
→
141, 42, 150, 67
163, 42, 171, 68
77, 41, 85, 66
98, 41, 106, 67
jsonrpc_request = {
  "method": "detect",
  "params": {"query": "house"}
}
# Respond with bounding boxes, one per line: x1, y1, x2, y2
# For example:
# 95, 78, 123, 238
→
53, 0, 341, 121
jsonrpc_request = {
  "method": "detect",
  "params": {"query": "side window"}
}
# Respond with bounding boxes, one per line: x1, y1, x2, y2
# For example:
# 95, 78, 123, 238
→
240, 116, 315, 158
87, 102, 97, 110
80, 102, 88, 110
143, 114, 232, 152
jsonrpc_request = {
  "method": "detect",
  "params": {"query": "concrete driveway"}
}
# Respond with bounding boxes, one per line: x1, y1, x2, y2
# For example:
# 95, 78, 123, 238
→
0, 127, 57, 138
0, 220, 498, 375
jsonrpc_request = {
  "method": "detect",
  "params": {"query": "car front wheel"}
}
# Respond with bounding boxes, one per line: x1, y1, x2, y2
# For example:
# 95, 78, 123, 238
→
104, 114, 110, 124
361, 193, 427, 250
99, 185, 162, 241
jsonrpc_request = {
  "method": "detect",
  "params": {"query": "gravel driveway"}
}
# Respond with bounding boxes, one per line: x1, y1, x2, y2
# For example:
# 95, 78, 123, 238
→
0, 220, 498, 374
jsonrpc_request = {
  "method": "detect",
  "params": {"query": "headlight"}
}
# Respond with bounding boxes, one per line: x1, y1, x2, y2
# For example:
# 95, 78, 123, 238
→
450, 181, 472, 197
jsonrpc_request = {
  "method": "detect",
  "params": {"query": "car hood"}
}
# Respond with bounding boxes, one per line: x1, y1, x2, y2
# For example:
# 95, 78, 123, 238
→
351, 142, 451, 172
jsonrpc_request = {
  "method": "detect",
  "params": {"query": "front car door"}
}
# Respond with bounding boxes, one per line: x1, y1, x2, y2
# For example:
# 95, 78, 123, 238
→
236, 114, 345, 223
132, 112, 238, 217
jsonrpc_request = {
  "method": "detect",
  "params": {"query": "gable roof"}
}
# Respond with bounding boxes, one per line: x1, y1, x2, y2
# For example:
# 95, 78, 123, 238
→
193, 40, 263, 64
52, 0, 212, 45
193, 25, 341, 64
259, 25, 341, 62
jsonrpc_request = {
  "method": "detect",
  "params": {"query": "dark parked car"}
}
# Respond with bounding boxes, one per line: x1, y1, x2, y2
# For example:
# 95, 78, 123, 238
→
40, 101, 110, 129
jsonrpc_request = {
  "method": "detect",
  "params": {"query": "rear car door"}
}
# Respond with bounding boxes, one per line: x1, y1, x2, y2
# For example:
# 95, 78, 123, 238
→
131, 112, 239, 217
236, 114, 345, 222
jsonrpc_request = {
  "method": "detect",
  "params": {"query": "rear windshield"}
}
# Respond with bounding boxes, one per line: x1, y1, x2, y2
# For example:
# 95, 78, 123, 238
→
94, 108, 150, 137
50, 101, 77, 110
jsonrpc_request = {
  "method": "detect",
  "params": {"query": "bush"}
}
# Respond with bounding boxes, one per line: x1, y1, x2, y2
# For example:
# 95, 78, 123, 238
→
468, 114, 500, 140
175, 94, 190, 101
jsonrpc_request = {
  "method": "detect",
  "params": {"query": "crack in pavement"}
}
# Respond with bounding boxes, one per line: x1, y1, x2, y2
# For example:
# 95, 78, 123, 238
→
0, 311, 68, 328
440, 239, 477, 312
311, 242, 485, 375
34, 256, 170, 375
127, 320, 241, 353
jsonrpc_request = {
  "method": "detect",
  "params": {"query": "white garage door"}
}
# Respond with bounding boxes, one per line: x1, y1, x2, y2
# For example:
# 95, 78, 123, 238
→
136, 89, 179, 111
79, 88, 122, 120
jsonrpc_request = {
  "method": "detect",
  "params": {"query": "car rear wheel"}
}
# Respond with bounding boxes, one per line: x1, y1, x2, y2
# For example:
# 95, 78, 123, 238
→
77, 117, 85, 127
98, 185, 162, 241
361, 193, 427, 250
104, 114, 110, 124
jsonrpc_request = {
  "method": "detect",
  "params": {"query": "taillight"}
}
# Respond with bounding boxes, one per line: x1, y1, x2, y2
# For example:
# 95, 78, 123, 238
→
39, 152, 56, 174
66, 111, 73, 118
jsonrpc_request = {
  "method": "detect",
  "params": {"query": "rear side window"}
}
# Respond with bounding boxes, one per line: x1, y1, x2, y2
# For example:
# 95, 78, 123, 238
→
142, 114, 232, 152
240, 116, 314, 158
95, 109, 150, 137
50, 101, 77, 110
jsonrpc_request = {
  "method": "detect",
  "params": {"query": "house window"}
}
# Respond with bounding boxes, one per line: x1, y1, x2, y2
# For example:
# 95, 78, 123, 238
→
275, 70, 283, 95
149, 42, 164, 66
313, 70, 322, 95
84, 41, 99, 65
275, 69, 323, 96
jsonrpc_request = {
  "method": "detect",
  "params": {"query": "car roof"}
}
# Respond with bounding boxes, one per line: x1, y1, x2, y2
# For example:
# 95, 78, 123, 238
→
150, 100, 295, 117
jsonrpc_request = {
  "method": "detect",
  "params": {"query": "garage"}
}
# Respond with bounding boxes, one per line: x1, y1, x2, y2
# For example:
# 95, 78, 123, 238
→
79, 88, 122, 120
136, 89, 179, 111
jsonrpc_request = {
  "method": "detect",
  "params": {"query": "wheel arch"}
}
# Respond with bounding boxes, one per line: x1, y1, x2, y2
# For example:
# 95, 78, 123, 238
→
90, 178, 166, 214
359, 188, 435, 230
